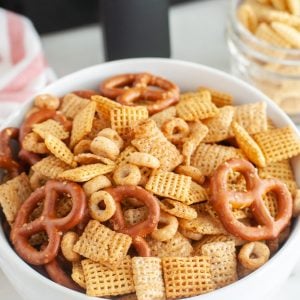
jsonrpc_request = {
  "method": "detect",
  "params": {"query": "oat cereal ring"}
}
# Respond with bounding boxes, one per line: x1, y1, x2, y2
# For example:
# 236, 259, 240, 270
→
179, 228, 203, 240
238, 242, 270, 270
128, 152, 160, 169
161, 117, 190, 144
90, 136, 120, 160
61, 231, 80, 262
88, 190, 117, 222
73, 140, 91, 155
175, 165, 205, 184
83, 175, 112, 197
97, 128, 124, 150
113, 163, 141, 186
22, 132, 49, 154
34, 94, 60, 111
151, 211, 178, 242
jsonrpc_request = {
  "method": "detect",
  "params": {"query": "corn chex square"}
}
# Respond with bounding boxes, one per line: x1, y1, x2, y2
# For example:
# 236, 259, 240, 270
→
176, 91, 219, 121
32, 155, 71, 179
145, 169, 191, 203
162, 256, 215, 298
32, 119, 69, 140
231, 102, 267, 135
124, 207, 148, 226
185, 181, 208, 205
201, 241, 238, 289
111, 106, 148, 136
81, 257, 135, 297
72, 262, 86, 289
197, 87, 233, 107
91, 95, 122, 119
147, 232, 193, 257
253, 126, 300, 164
150, 106, 177, 128
60, 93, 90, 119
203, 106, 235, 143
73, 220, 132, 266
58, 163, 115, 182
191, 143, 245, 176
179, 212, 226, 235
45, 134, 76, 167
0, 173, 32, 224
258, 160, 295, 182
70, 101, 96, 148
132, 257, 165, 300
132, 120, 182, 171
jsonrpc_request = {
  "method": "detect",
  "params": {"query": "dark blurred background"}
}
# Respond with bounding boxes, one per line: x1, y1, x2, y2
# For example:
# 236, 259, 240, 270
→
0, 0, 197, 34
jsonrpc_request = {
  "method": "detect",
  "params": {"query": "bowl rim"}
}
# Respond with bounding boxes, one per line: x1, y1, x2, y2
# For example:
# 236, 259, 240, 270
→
0, 57, 300, 300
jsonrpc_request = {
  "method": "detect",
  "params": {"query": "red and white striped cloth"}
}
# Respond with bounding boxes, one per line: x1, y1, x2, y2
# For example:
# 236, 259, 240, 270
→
0, 8, 55, 123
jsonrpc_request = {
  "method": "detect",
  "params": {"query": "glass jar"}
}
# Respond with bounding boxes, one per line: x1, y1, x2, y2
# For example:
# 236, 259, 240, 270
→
227, 0, 300, 123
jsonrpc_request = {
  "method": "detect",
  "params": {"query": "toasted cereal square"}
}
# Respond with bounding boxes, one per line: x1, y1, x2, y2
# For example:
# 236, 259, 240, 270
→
32, 119, 69, 140
45, 134, 76, 167
116, 146, 138, 166
159, 198, 197, 220
203, 106, 235, 143
32, 155, 71, 179
70, 101, 96, 148
73, 220, 132, 266
111, 106, 148, 136
145, 170, 191, 203
191, 143, 245, 176
162, 256, 215, 298
72, 262, 86, 289
179, 212, 226, 235
131, 120, 182, 171
124, 207, 148, 226
150, 106, 177, 128
185, 181, 208, 205
258, 159, 294, 182
231, 121, 266, 167
176, 91, 219, 121
192, 235, 237, 256
262, 192, 278, 218
253, 126, 300, 164
198, 87, 233, 107
60, 93, 90, 119
0, 173, 32, 224
147, 232, 193, 257
58, 163, 115, 182
82, 257, 135, 297
132, 257, 165, 300
231, 102, 267, 135
92, 95, 122, 119
201, 241, 238, 288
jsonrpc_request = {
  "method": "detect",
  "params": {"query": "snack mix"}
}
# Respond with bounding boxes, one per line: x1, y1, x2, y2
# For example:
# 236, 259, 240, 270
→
0, 72, 300, 299
235, 0, 300, 119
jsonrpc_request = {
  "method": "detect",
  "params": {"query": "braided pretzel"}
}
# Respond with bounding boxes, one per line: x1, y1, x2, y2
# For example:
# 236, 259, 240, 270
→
0, 127, 22, 178
106, 185, 160, 256
100, 73, 180, 114
10, 180, 86, 265
210, 158, 293, 241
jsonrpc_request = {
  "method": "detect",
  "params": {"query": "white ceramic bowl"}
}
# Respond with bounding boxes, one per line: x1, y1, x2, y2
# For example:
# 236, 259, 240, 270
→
0, 58, 300, 300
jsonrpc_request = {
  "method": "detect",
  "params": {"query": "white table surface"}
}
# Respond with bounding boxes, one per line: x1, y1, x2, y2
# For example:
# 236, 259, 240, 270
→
1, 0, 300, 299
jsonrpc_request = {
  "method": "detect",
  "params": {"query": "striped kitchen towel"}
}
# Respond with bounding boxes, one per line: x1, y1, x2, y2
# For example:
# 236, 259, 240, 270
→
0, 8, 55, 123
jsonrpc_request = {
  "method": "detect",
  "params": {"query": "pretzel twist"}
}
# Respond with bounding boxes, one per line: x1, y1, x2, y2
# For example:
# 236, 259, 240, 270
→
100, 73, 180, 114
106, 185, 160, 256
10, 180, 86, 265
210, 158, 293, 241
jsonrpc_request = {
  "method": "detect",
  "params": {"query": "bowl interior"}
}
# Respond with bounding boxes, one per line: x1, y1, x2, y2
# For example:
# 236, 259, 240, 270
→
0, 58, 300, 300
